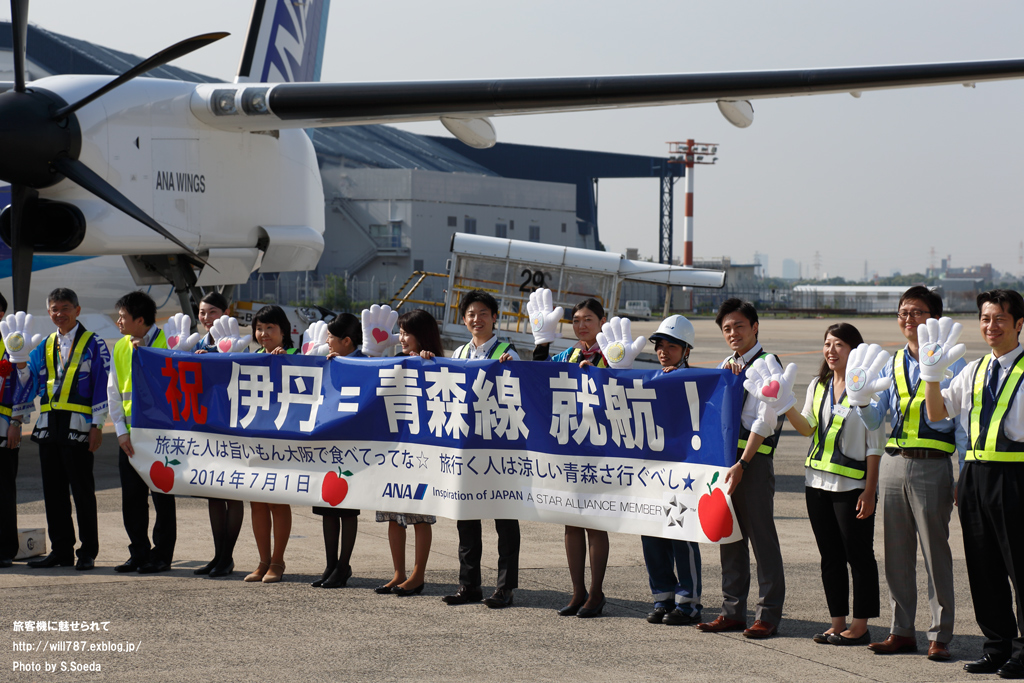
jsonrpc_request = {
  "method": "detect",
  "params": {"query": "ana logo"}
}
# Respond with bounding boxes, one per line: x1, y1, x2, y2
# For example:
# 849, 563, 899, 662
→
150, 456, 179, 493
6, 331, 24, 353
382, 483, 428, 500
322, 468, 352, 506
604, 341, 625, 364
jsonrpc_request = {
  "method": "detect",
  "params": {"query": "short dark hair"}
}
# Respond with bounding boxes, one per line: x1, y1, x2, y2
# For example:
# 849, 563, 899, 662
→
327, 313, 361, 348
115, 291, 157, 326
200, 291, 230, 312
47, 288, 79, 308
977, 289, 1024, 326
816, 322, 865, 387
0, 291, 7, 314
460, 290, 498, 318
716, 298, 758, 329
898, 286, 942, 318
253, 305, 294, 350
571, 298, 605, 320
398, 309, 444, 357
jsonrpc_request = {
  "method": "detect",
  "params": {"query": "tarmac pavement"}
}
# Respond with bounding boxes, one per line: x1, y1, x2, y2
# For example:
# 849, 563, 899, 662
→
1, 314, 999, 682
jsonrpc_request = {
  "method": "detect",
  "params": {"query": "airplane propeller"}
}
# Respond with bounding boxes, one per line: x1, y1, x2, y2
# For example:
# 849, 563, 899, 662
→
0, 0, 227, 311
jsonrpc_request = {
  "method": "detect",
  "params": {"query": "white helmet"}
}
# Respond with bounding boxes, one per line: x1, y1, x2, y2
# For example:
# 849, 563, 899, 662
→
650, 315, 695, 348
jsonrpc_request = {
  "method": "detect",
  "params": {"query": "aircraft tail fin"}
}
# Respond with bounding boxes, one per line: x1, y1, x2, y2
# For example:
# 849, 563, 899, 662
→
235, 0, 331, 83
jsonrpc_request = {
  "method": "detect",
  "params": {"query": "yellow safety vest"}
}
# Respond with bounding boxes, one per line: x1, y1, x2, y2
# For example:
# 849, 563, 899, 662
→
567, 347, 608, 368
40, 330, 96, 415
965, 353, 1024, 462
457, 341, 511, 360
114, 329, 167, 428
805, 379, 868, 480
886, 349, 956, 453
736, 350, 782, 456
0, 338, 10, 418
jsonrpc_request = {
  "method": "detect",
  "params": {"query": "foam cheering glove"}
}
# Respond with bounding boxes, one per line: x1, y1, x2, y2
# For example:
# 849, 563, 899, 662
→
916, 317, 967, 383
596, 317, 646, 369
162, 313, 202, 352
301, 320, 331, 356
743, 355, 798, 414
0, 312, 43, 364
361, 304, 399, 357
844, 344, 893, 407
209, 316, 251, 353
526, 288, 563, 346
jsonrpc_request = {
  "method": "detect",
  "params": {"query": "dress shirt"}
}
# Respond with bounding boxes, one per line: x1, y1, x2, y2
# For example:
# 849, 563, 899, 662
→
718, 342, 774, 439
801, 378, 885, 492
107, 324, 159, 437
941, 343, 1024, 445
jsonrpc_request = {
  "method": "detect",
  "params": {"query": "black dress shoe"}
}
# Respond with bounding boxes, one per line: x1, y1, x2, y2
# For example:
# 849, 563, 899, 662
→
393, 583, 425, 596
321, 564, 351, 588
138, 560, 171, 574
75, 557, 95, 571
965, 654, 1008, 674
483, 588, 514, 609
442, 585, 483, 605
558, 594, 588, 617
28, 552, 74, 568
663, 608, 699, 625
208, 561, 234, 578
0, 558, 13, 568
577, 596, 607, 619
374, 584, 395, 594
998, 659, 1024, 679
828, 631, 872, 646
193, 558, 218, 575
113, 559, 142, 573
646, 606, 670, 624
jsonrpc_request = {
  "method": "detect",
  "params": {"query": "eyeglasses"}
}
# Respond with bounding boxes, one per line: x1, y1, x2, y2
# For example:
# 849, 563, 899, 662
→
896, 309, 930, 320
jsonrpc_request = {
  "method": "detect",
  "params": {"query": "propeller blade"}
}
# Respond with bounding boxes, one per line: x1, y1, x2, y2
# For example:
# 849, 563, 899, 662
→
52, 31, 229, 120
50, 156, 209, 268
10, 0, 29, 93
9, 184, 37, 311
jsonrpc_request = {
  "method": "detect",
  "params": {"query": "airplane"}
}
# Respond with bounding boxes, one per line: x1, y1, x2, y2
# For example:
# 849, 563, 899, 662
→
1, 0, 1024, 319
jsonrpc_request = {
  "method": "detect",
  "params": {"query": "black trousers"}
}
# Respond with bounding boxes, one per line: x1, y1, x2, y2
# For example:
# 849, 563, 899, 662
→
456, 519, 520, 591
119, 448, 176, 564
959, 462, 1024, 660
38, 442, 98, 559
805, 486, 879, 619
0, 446, 19, 561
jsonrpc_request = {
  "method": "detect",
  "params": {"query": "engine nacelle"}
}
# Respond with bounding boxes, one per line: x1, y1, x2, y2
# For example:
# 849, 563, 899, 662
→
0, 198, 86, 252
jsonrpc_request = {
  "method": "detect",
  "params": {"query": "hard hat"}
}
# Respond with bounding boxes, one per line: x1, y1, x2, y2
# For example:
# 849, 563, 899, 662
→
650, 315, 695, 348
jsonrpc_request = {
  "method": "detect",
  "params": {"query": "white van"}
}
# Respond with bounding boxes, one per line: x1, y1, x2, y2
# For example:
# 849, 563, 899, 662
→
621, 300, 652, 319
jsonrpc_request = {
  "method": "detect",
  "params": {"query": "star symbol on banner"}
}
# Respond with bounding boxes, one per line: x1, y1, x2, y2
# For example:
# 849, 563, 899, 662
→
683, 473, 695, 490
416, 452, 429, 469
662, 494, 689, 528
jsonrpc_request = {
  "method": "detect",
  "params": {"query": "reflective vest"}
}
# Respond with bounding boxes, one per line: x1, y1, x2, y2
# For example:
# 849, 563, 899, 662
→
886, 348, 957, 453
456, 341, 511, 360
965, 353, 1024, 462
40, 328, 96, 415
805, 379, 868, 480
0, 338, 10, 418
114, 329, 168, 428
567, 347, 607, 368
736, 350, 782, 456
256, 347, 299, 354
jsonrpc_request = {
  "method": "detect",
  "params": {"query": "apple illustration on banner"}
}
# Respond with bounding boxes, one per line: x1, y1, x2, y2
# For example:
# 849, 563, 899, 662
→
150, 457, 180, 493
698, 471, 733, 542
322, 468, 353, 506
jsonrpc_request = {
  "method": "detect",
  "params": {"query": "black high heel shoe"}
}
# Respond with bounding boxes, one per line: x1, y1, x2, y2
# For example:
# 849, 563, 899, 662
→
374, 584, 395, 594
193, 558, 218, 575
312, 565, 335, 588
208, 560, 234, 578
321, 564, 352, 588
577, 596, 607, 619
557, 593, 588, 617
393, 583, 425, 596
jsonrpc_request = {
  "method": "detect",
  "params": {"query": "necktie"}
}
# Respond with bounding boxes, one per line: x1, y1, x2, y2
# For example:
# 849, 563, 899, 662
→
979, 357, 1002, 428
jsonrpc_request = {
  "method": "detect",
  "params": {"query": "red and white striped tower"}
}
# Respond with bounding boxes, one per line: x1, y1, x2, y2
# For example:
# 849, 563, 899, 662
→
668, 140, 718, 267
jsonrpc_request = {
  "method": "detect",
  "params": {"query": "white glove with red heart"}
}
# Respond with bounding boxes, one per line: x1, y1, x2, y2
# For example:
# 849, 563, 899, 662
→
916, 317, 967, 383
361, 304, 399, 357
595, 317, 646, 369
527, 288, 563, 346
743, 355, 798, 415
0, 311, 43, 364
845, 343, 893, 407
301, 320, 331, 356
209, 316, 251, 353
162, 313, 202, 352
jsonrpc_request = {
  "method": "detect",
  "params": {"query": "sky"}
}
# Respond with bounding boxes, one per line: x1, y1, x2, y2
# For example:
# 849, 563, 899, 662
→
6, 0, 1024, 280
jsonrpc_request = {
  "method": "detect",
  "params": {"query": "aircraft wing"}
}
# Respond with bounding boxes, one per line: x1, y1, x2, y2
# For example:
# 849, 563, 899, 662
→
191, 58, 1024, 134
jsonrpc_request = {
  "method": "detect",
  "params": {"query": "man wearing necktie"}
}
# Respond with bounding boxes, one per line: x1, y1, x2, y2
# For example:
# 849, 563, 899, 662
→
11, 288, 110, 571
923, 289, 1024, 678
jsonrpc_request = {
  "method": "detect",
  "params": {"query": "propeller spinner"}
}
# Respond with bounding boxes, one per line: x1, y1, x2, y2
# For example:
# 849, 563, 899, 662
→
0, 0, 226, 311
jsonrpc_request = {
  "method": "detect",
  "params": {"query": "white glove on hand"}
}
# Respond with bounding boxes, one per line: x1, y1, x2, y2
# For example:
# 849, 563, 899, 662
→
526, 288, 563, 346
0, 311, 43, 364
743, 355, 798, 415
916, 317, 966, 383
361, 304, 399, 357
595, 317, 646, 369
845, 343, 893, 407
301, 320, 331, 356
162, 313, 202, 352
209, 316, 251, 353
751, 399, 779, 437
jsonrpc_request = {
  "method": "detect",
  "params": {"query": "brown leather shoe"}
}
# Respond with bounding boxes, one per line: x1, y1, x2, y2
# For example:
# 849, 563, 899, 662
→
868, 634, 918, 654
743, 619, 777, 639
696, 615, 746, 632
927, 641, 951, 661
